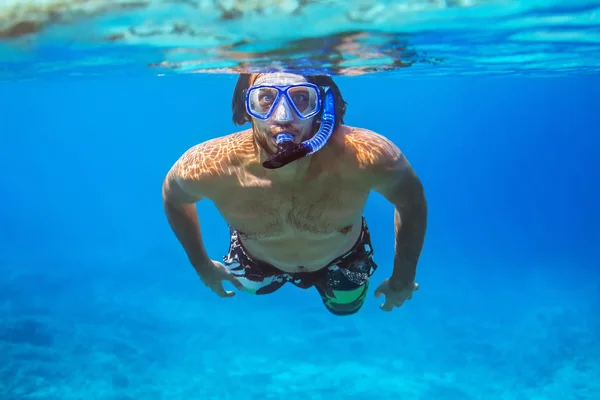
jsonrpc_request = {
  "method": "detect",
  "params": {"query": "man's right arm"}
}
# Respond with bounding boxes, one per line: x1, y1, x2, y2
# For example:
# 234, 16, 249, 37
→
162, 148, 213, 271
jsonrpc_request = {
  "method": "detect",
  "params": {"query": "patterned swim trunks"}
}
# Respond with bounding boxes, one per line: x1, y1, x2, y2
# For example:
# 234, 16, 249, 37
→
223, 217, 378, 316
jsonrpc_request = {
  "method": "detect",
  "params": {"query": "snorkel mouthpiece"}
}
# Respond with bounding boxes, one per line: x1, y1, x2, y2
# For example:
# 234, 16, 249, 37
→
261, 133, 308, 169
262, 88, 336, 169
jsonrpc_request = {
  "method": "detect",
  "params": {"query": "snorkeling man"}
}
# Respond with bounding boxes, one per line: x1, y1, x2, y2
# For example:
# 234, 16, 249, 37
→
162, 73, 427, 316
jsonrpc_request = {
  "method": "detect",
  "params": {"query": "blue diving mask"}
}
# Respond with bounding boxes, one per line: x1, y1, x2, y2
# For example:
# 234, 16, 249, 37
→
245, 82, 336, 169
245, 82, 322, 121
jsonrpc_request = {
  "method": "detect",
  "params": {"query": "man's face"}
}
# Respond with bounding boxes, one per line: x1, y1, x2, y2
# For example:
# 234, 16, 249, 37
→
248, 73, 318, 153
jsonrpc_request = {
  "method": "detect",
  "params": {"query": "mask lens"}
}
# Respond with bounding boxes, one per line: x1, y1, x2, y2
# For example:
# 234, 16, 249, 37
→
287, 86, 318, 117
248, 87, 279, 118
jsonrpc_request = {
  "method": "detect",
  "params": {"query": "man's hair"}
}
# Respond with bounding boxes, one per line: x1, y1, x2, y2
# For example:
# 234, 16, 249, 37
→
231, 73, 348, 128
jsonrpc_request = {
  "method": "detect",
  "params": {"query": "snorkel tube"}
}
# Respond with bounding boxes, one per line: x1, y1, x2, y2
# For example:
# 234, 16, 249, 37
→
262, 87, 336, 169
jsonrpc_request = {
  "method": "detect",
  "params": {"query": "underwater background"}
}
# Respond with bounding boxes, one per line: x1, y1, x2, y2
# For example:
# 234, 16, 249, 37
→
1, 0, 600, 397
1, 73, 599, 399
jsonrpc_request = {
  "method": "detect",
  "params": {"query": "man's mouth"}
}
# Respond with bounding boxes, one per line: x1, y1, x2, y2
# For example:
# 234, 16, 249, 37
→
271, 132, 296, 144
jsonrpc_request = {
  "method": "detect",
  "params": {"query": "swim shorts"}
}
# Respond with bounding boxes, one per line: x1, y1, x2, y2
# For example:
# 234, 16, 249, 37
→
223, 217, 378, 316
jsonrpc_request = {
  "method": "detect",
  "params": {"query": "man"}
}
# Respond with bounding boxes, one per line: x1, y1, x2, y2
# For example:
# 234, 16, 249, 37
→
162, 72, 427, 316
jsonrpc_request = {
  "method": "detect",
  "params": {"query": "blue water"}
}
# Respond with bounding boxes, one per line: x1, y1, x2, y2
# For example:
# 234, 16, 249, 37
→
1, 71, 599, 399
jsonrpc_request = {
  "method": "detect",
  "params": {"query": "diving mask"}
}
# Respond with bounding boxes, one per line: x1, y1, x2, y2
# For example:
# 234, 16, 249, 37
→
245, 83, 322, 120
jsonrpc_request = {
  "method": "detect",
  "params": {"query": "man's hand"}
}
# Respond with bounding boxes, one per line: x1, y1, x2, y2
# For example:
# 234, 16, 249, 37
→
374, 278, 419, 312
195, 260, 245, 298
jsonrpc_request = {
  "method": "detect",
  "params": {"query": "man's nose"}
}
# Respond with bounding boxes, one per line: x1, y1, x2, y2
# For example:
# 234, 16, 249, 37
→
272, 96, 293, 122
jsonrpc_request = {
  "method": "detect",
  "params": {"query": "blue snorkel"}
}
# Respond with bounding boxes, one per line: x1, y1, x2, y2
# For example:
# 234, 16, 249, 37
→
262, 87, 336, 169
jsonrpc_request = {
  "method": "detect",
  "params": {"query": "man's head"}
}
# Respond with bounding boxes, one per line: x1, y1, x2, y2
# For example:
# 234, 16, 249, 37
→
232, 72, 347, 154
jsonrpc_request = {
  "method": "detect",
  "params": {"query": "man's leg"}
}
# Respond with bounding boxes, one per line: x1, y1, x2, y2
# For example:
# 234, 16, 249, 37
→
313, 216, 378, 316
315, 273, 372, 316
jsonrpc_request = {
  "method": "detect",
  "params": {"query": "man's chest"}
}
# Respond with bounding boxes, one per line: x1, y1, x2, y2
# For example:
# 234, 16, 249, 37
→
212, 180, 370, 236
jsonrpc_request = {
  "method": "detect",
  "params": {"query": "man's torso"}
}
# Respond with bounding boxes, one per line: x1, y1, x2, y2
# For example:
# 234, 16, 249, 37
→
190, 126, 384, 273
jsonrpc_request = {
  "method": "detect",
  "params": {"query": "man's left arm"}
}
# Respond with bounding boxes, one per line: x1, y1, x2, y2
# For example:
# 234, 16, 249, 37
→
371, 145, 428, 291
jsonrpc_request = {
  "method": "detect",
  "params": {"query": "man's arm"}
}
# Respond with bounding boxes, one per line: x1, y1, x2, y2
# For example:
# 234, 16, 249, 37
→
370, 137, 428, 290
162, 145, 213, 271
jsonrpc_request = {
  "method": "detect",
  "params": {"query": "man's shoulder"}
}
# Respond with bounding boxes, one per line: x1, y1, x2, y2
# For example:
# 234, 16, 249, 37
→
172, 129, 254, 182
338, 125, 404, 170
186, 129, 253, 159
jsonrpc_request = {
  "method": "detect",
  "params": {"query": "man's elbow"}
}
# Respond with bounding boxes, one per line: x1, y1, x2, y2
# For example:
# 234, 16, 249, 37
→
413, 174, 426, 207
392, 175, 427, 223
397, 176, 427, 233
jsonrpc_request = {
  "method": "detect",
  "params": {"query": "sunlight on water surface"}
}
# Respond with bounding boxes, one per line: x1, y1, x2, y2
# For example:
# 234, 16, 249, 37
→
0, 0, 599, 80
